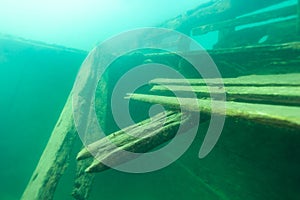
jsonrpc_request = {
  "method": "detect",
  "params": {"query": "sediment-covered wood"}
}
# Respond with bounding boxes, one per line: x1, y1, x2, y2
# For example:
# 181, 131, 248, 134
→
21, 96, 77, 200
77, 111, 195, 173
127, 93, 300, 129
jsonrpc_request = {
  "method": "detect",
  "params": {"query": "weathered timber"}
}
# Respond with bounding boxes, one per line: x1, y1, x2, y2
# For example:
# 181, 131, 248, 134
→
21, 50, 109, 199
72, 157, 95, 200
215, 18, 300, 48
209, 41, 300, 56
192, 5, 297, 35
151, 85, 300, 106
77, 111, 197, 173
21, 96, 78, 200
0, 33, 87, 54
150, 73, 300, 106
150, 73, 300, 86
160, 0, 287, 33
210, 42, 300, 72
144, 42, 300, 76
71, 56, 110, 199
127, 93, 300, 129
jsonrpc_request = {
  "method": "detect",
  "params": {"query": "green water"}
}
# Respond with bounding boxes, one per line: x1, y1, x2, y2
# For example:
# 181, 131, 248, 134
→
0, 38, 86, 199
0, 0, 300, 199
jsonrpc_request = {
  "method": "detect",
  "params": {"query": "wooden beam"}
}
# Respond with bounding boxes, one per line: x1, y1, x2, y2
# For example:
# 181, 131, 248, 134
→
22, 59, 110, 198
127, 93, 300, 129
150, 74, 300, 87
144, 42, 300, 77
160, 0, 287, 33
214, 18, 298, 48
76, 111, 197, 173
151, 85, 300, 106
149, 73, 300, 87
72, 158, 95, 200
21, 96, 78, 200
144, 42, 300, 62
192, 5, 297, 35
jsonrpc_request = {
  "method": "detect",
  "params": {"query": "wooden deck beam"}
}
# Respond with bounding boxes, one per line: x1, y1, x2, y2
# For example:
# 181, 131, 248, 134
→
151, 85, 300, 106
127, 93, 300, 129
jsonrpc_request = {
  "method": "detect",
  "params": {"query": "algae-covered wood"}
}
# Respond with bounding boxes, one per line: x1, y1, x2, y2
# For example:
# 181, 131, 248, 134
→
72, 158, 95, 200
127, 93, 300, 129
21, 96, 77, 200
150, 73, 300, 86
150, 74, 300, 106
151, 85, 300, 106
76, 111, 196, 173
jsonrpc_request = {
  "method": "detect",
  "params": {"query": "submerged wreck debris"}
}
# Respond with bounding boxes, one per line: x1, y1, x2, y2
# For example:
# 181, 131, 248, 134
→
22, 0, 300, 199
149, 73, 300, 106
77, 111, 195, 173
71, 157, 95, 200
76, 72, 300, 173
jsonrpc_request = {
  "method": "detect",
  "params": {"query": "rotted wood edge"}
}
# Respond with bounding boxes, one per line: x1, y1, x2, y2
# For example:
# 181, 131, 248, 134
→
76, 111, 199, 173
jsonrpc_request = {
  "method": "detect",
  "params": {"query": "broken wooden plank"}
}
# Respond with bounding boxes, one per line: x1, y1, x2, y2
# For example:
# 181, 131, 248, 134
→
127, 93, 300, 129
76, 111, 197, 173
192, 5, 297, 35
149, 73, 300, 86
21, 96, 78, 200
151, 85, 300, 106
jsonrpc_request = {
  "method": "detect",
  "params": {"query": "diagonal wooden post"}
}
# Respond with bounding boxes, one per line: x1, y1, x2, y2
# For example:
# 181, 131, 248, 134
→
21, 95, 78, 200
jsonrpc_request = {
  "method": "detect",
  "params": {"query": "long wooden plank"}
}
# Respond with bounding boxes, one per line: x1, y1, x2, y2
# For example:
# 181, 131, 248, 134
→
192, 5, 297, 35
127, 93, 300, 129
149, 73, 300, 86
151, 85, 300, 106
